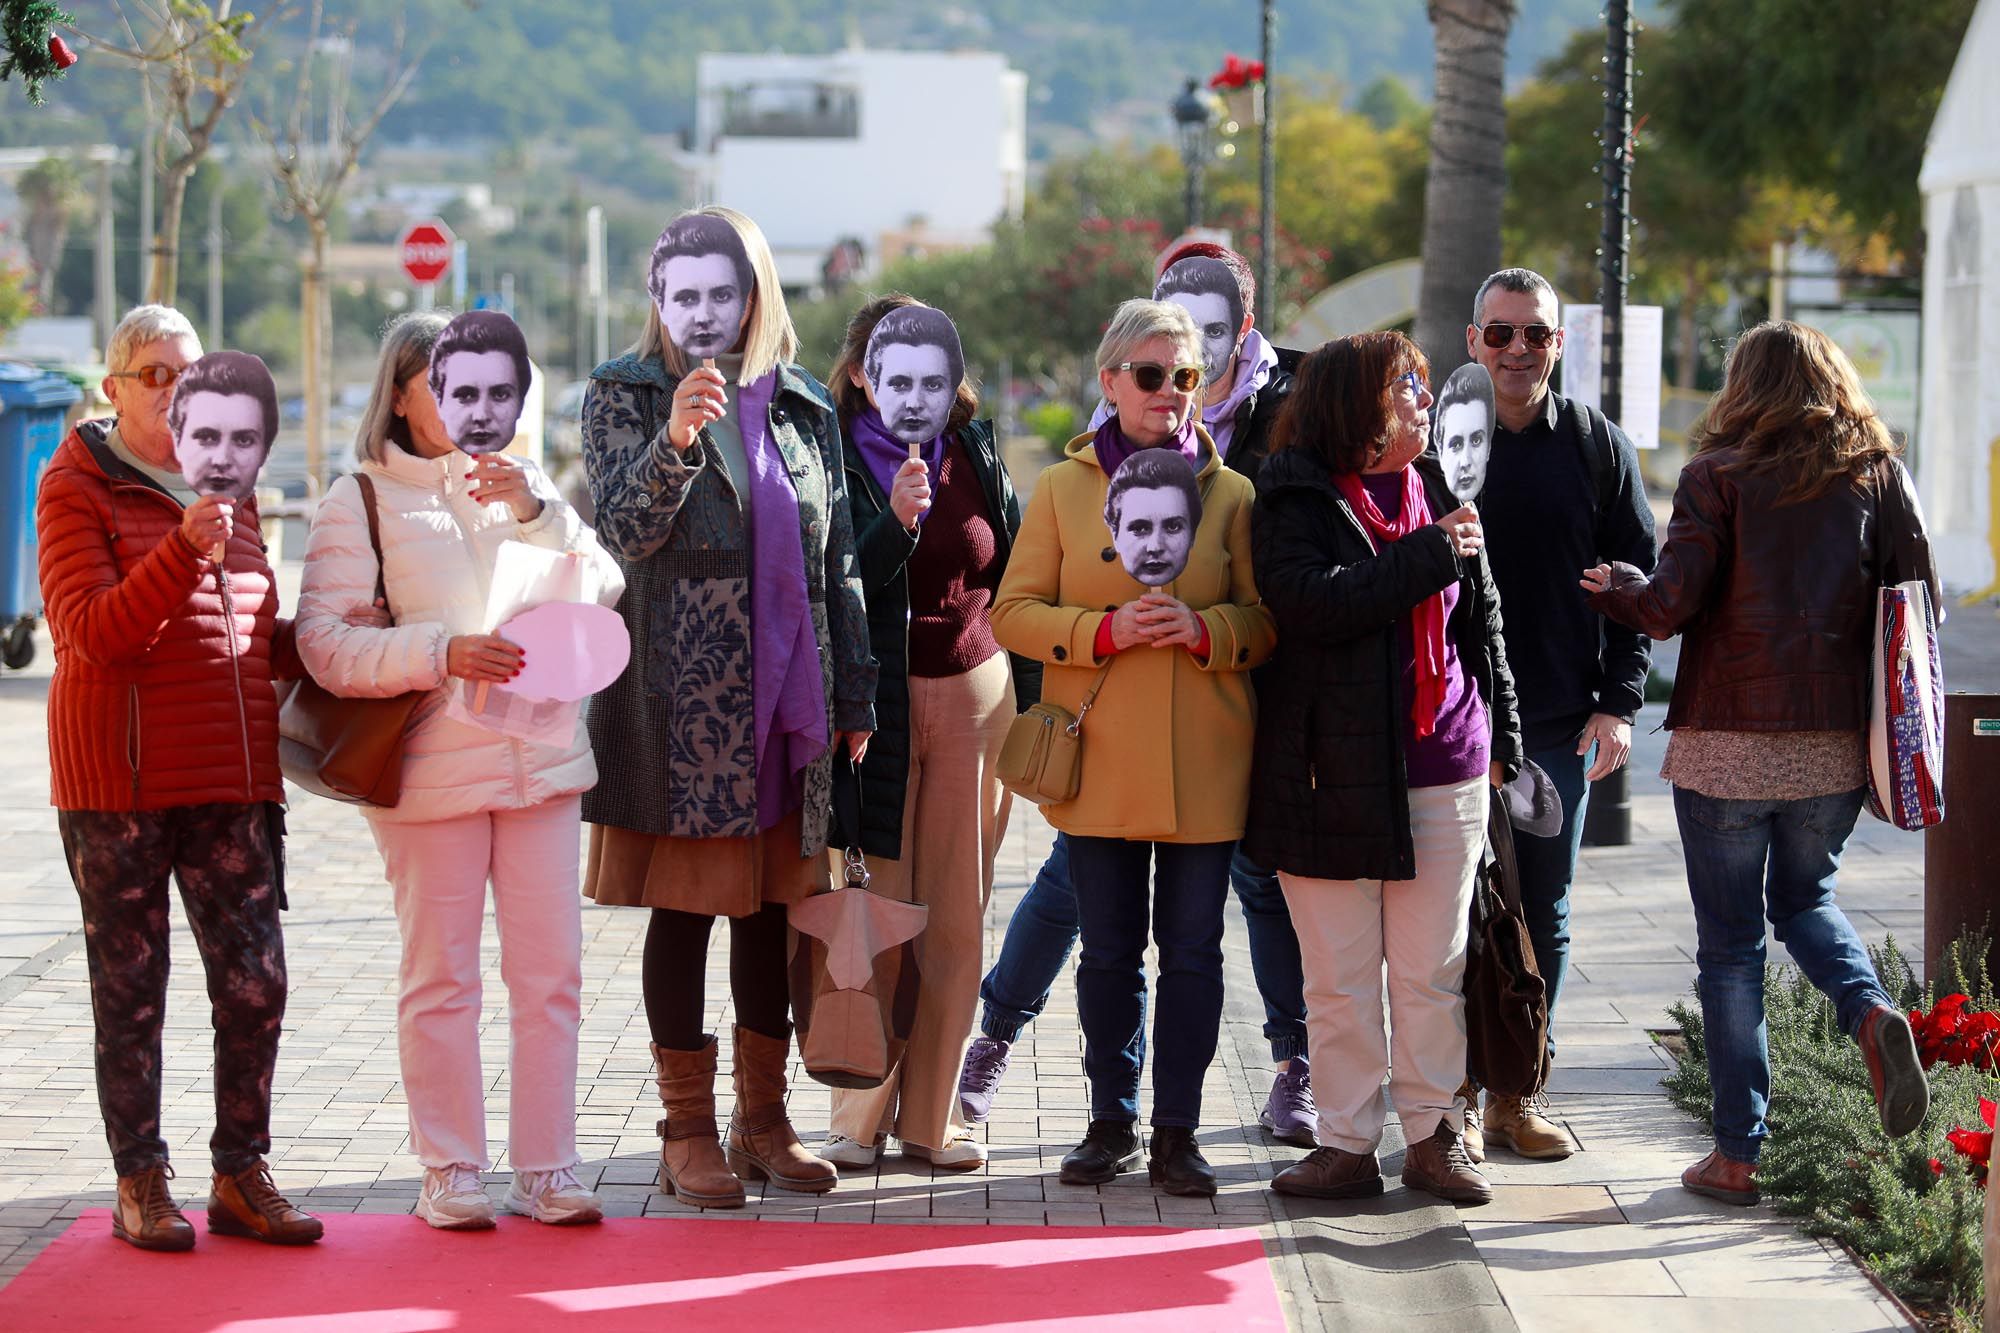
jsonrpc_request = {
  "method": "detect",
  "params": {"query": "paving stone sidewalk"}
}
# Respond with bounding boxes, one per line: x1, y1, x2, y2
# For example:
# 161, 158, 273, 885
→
3, 584, 1994, 1330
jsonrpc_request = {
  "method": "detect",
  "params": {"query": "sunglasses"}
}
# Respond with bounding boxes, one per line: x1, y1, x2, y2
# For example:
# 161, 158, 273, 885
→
1117, 361, 1204, 394
106, 364, 183, 389
1476, 321, 1559, 350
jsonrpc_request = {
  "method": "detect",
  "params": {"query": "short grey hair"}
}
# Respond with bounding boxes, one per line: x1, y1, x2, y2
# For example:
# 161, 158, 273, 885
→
106, 304, 199, 373
1471, 268, 1559, 325
1094, 299, 1202, 376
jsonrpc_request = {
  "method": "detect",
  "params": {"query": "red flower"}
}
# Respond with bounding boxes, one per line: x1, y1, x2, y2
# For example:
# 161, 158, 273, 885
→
1939, 1098, 1998, 1188
1909, 995, 2000, 1072
48, 36, 78, 70
1207, 52, 1266, 91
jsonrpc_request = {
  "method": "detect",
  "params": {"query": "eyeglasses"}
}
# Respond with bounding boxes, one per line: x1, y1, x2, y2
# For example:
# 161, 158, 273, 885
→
106, 364, 183, 389
1391, 369, 1429, 396
1117, 361, 1204, 394
1476, 321, 1559, 350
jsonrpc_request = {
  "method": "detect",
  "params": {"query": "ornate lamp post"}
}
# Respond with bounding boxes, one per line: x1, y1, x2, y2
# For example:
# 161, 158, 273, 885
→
1171, 78, 1212, 232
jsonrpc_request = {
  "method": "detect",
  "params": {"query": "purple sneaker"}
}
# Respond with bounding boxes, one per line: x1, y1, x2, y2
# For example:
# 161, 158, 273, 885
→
1259, 1056, 1318, 1147
957, 1036, 1012, 1124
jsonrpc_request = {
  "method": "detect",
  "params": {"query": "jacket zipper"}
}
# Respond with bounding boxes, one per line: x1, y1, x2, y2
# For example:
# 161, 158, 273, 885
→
128, 683, 143, 809
216, 562, 255, 794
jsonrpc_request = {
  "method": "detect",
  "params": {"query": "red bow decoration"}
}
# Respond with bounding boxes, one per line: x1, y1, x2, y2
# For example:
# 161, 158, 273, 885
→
1208, 52, 1265, 91
47, 35, 76, 69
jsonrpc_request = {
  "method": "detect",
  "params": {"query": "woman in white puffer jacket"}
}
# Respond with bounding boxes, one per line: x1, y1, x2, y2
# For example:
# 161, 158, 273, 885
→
296, 311, 624, 1232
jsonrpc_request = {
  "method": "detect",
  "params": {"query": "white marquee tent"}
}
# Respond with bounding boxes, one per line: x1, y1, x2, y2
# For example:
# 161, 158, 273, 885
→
1921, 0, 2000, 594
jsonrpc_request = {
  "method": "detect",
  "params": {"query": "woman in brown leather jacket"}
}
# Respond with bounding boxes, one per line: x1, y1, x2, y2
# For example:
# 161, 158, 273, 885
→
1581, 321, 1937, 1207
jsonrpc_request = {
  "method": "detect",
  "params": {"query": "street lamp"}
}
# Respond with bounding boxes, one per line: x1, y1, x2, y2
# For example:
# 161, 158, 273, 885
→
1171, 78, 1213, 231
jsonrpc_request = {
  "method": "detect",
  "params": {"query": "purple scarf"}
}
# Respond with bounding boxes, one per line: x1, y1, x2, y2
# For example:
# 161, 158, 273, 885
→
740, 370, 830, 828
850, 406, 945, 516
1090, 410, 1201, 476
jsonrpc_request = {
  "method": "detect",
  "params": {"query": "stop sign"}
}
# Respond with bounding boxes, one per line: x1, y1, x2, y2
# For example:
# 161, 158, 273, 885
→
400, 219, 455, 285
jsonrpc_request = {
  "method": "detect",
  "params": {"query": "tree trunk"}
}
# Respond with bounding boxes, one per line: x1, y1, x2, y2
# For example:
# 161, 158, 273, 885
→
302, 219, 330, 499
1675, 261, 1703, 390
1414, 0, 1515, 376
148, 161, 192, 306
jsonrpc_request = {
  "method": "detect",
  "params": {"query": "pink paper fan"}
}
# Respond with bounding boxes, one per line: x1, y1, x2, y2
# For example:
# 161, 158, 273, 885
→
497, 601, 631, 701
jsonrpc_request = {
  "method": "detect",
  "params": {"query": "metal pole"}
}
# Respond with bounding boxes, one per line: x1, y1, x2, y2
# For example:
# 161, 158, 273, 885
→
1583, 0, 1635, 848
206, 182, 224, 346
586, 205, 608, 367
137, 125, 155, 304
94, 159, 115, 354
1258, 0, 1276, 330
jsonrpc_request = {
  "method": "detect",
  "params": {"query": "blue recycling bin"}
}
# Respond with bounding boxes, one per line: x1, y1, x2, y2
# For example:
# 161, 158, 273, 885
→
0, 364, 84, 670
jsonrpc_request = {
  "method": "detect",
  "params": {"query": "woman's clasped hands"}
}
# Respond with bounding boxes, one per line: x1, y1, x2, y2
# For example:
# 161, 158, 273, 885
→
1109, 593, 1203, 652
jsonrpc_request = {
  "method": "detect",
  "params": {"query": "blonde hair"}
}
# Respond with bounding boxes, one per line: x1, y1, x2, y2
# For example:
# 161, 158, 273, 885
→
1694, 320, 1900, 502
107, 303, 199, 372
1094, 299, 1202, 375
354, 311, 450, 464
627, 205, 797, 384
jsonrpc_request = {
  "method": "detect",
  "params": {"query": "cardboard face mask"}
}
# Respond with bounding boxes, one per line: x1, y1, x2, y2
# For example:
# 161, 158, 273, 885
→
650, 213, 753, 364
1104, 449, 1202, 588
430, 310, 530, 456
1432, 362, 1497, 503
1155, 257, 1244, 386
864, 305, 964, 448
168, 350, 277, 501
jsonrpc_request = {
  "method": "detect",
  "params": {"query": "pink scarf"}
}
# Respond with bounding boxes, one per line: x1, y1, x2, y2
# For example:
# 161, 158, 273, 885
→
1333, 465, 1449, 739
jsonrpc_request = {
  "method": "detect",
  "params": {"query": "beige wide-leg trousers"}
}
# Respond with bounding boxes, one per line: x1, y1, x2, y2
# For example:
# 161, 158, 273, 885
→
1279, 776, 1486, 1154
829, 650, 1015, 1151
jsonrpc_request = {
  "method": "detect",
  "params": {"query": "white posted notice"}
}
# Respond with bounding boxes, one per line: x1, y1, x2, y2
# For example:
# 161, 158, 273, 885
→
1561, 303, 1662, 450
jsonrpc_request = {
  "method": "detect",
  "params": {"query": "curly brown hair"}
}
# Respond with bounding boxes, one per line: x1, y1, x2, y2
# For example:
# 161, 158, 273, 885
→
1270, 331, 1430, 475
1694, 321, 1900, 502
828, 293, 978, 435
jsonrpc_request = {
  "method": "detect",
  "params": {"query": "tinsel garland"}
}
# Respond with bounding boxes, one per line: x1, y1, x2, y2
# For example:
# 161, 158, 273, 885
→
0, 0, 78, 105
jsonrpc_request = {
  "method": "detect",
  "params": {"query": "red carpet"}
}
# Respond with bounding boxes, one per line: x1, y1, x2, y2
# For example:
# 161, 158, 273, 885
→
1, 1210, 1284, 1331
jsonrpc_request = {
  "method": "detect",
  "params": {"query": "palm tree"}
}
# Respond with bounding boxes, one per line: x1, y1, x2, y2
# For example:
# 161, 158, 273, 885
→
1413, 0, 1516, 376
17, 155, 83, 308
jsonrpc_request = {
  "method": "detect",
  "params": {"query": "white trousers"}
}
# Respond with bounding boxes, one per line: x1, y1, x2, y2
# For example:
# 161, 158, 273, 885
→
1279, 777, 1485, 1154
368, 795, 585, 1172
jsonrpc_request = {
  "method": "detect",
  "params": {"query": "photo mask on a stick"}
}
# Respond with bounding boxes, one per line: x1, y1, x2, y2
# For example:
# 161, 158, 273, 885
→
1154, 256, 1244, 387
1432, 362, 1496, 503
169, 349, 277, 502
429, 309, 530, 456
649, 212, 753, 366
1103, 448, 1203, 588
864, 304, 963, 450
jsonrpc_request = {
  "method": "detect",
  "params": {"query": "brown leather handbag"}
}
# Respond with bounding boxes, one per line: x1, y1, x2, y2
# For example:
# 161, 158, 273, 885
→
1464, 787, 1552, 1099
996, 659, 1112, 806
276, 475, 422, 807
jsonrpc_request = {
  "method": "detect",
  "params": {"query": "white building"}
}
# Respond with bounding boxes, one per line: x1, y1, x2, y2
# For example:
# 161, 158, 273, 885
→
692, 48, 1028, 291
1919, 0, 2000, 594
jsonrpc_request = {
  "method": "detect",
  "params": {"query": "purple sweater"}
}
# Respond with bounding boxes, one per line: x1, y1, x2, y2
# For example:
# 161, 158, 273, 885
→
1360, 472, 1490, 789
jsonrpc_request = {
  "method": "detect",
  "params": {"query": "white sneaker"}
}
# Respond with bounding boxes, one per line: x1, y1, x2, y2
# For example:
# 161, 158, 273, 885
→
505, 1165, 604, 1225
417, 1163, 496, 1230
903, 1136, 987, 1171
819, 1133, 885, 1169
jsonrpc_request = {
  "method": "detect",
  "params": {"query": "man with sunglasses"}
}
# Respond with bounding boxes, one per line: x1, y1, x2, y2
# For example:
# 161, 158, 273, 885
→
36, 304, 322, 1251
1462, 268, 1658, 1162
962, 245, 1322, 1152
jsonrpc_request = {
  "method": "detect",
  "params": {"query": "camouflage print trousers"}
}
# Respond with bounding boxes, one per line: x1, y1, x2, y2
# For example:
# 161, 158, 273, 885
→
57, 802, 288, 1177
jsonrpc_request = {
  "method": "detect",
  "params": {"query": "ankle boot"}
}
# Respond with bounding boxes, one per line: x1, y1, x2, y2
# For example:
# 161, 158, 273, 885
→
726, 1025, 838, 1195
652, 1038, 746, 1209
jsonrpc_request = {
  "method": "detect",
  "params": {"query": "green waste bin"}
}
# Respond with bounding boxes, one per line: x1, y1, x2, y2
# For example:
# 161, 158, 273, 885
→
0, 364, 84, 670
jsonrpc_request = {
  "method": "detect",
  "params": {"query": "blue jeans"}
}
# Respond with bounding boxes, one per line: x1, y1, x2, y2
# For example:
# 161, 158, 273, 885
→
978, 836, 1308, 1060
1514, 741, 1591, 1061
1675, 784, 1891, 1164
1066, 836, 1233, 1129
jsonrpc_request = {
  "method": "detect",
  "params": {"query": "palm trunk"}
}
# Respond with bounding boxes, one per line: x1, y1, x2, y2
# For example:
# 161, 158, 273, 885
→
1414, 0, 1515, 375
302, 219, 330, 499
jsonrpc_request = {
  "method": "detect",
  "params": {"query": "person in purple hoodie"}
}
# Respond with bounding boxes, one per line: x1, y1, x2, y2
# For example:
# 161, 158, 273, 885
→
956, 243, 1319, 1148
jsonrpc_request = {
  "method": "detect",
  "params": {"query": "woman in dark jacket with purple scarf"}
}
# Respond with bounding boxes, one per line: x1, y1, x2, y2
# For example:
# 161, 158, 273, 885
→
816, 295, 1038, 1172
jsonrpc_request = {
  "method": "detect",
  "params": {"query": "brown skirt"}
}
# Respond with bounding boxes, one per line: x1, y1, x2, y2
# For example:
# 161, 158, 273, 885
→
583, 807, 827, 919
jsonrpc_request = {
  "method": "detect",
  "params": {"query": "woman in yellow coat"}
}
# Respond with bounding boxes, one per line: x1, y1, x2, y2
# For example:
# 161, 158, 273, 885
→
991, 298, 1275, 1197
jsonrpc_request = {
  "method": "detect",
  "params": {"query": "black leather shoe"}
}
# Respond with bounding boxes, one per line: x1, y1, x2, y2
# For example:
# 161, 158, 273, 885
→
1147, 1125, 1218, 1197
1059, 1119, 1141, 1185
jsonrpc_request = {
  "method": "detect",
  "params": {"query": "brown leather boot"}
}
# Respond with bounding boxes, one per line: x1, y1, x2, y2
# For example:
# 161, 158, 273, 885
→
1271, 1146, 1384, 1199
652, 1038, 746, 1209
1681, 1149, 1759, 1206
727, 1025, 837, 1194
1485, 1093, 1574, 1160
113, 1164, 195, 1252
1856, 1005, 1930, 1139
1456, 1080, 1485, 1163
1401, 1122, 1492, 1206
207, 1160, 324, 1244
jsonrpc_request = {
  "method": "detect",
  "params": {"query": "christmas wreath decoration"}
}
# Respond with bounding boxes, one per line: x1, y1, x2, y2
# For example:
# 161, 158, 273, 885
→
1, 0, 79, 105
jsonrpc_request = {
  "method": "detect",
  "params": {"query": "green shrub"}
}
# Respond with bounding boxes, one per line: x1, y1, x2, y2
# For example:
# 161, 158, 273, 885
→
1022, 400, 1080, 452
1664, 933, 1995, 1328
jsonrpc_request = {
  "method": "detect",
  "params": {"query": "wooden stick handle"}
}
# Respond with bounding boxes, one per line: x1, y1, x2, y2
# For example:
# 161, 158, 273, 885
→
473, 680, 491, 712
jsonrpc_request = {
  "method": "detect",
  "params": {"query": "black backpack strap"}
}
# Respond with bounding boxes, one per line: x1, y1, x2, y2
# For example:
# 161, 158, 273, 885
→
1566, 396, 1618, 549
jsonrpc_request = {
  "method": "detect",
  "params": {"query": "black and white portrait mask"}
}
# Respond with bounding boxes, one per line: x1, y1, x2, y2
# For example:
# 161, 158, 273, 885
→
650, 213, 752, 364
1104, 449, 1203, 588
1154, 257, 1243, 387
1433, 362, 1496, 503
430, 310, 530, 456
168, 350, 277, 499
864, 305, 964, 447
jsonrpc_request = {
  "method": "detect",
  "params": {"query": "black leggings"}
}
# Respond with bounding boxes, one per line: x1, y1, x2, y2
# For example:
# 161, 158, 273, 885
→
643, 904, 792, 1050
